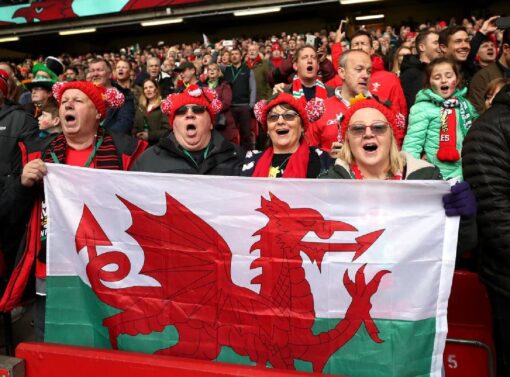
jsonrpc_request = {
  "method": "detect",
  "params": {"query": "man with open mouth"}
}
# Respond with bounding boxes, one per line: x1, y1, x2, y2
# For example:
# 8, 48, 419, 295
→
439, 16, 500, 87
307, 49, 372, 153
131, 84, 244, 176
0, 80, 147, 342
469, 27, 510, 113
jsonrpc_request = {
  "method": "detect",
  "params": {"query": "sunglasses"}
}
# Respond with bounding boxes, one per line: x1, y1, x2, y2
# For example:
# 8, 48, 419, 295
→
175, 105, 207, 116
348, 122, 389, 136
267, 111, 299, 123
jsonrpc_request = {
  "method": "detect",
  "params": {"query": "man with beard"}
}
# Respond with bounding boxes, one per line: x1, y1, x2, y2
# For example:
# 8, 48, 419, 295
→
246, 43, 272, 101
306, 50, 372, 152
223, 47, 256, 151
88, 58, 135, 135
400, 30, 442, 111
469, 27, 510, 113
131, 85, 243, 175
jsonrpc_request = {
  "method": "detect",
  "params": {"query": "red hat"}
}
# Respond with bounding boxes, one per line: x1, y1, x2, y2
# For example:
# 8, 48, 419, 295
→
253, 93, 324, 131
406, 32, 417, 40
340, 97, 405, 145
52, 81, 125, 121
161, 84, 223, 125
0, 69, 8, 97
271, 43, 283, 52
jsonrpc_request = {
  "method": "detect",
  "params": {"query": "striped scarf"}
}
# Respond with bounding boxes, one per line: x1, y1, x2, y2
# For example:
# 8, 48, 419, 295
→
43, 128, 121, 170
291, 75, 327, 103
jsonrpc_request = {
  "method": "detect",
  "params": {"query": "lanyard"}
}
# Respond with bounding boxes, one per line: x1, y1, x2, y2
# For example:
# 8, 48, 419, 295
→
50, 135, 104, 168
183, 144, 211, 167
229, 64, 243, 83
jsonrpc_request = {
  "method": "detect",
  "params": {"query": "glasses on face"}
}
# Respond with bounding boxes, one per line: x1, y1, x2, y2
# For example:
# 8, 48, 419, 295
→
348, 122, 389, 137
174, 105, 207, 116
267, 111, 299, 123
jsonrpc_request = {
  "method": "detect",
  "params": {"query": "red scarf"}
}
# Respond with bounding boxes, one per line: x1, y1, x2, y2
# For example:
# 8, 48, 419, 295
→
246, 55, 262, 70
437, 99, 460, 162
291, 76, 327, 104
43, 128, 121, 170
252, 141, 310, 178
271, 56, 283, 69
350, 164, 402, 180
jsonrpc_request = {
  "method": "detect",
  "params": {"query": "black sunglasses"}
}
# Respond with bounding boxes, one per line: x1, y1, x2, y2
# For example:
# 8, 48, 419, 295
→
175, 105, 207, 116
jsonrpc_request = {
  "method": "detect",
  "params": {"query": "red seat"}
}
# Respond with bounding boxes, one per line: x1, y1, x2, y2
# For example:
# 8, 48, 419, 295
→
444, 269, 496, 377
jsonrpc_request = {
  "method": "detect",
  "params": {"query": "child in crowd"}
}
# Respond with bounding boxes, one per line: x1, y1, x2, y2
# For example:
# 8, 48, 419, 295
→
37, 97, 62, 139
403, 57, 478, 180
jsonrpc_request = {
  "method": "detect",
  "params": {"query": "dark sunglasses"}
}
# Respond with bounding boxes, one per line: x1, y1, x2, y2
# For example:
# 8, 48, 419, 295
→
267, 111, 299, 123
348, 122, 389, 136
175, 105, 207, 116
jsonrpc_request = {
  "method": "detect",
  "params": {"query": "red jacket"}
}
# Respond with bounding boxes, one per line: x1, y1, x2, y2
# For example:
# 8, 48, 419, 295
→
370, 70, 408, 118
329, 42, 407, 118
305, 94, 349, 152
0, 133, 147, 312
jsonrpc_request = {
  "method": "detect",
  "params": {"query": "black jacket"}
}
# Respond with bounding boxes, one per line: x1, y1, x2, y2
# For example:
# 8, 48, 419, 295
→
131, 130, 244, 176
399, 55, 426, 113
102, 82, 136, 135
463, 84, 510, 298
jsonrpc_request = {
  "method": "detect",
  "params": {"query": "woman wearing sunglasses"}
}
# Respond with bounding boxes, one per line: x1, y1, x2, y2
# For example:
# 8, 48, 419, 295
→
324, 97, 477, 251
242, 93, 331, 178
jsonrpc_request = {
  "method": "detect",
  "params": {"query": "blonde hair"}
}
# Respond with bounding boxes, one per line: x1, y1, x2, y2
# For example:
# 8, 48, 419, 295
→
339, 132, 404, 176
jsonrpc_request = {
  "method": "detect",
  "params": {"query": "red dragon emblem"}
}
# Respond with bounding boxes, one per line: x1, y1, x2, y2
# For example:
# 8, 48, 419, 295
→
13, 0, 77, 23
75, 192, 390, 372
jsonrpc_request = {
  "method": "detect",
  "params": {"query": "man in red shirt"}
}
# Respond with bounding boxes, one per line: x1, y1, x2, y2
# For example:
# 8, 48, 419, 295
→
307, 50, 372, 152
0, 81, 146, 341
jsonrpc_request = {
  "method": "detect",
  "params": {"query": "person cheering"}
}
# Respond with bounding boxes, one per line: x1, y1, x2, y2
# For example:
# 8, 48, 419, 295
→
0, 80, 147, 341
242, 93, 331, 178
324, 96, 477, 251
131, 84, 244, 175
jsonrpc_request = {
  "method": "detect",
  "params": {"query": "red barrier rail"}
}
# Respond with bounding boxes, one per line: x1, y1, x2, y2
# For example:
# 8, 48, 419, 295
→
13, 342, 341, 377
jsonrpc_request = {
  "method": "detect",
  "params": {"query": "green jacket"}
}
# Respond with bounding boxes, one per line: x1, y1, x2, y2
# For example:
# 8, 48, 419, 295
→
403, 88, 478, 180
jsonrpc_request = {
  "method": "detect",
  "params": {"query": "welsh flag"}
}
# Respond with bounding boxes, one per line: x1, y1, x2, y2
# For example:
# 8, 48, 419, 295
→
44, 164, 458, 376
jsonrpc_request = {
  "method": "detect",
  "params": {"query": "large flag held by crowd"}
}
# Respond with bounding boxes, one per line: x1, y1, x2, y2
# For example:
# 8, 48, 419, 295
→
44, 164, 458, 376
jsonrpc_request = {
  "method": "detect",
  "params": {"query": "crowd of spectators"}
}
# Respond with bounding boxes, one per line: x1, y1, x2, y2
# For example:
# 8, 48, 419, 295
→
1, 13, 510, 376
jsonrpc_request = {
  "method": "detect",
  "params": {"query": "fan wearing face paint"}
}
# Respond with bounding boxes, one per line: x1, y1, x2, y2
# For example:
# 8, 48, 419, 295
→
242, 93, 332, 178
403, 57, 478, 180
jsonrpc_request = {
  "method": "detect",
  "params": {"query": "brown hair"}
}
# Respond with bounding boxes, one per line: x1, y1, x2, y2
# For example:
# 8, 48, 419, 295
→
293, 45, 318, 64
41, 97, 59, 118
139, 78, 161, 109
424, 57, 461, 89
